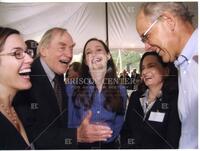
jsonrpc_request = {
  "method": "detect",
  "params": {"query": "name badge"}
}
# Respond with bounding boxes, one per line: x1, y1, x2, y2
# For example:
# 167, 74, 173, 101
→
148, 111, 165, 122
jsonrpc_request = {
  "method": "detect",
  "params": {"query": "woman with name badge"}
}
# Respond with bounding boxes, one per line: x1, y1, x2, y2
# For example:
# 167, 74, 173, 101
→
120, 51, 181, 149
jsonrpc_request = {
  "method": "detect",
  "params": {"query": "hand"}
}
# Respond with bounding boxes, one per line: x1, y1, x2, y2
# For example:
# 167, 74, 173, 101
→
77, 110, 113, 143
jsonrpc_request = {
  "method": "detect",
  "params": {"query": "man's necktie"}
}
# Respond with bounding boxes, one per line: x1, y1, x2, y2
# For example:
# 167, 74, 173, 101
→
53, 74, 63, 112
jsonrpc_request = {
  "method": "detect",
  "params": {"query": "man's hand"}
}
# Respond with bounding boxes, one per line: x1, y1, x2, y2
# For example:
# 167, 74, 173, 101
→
77, 110, 113, 143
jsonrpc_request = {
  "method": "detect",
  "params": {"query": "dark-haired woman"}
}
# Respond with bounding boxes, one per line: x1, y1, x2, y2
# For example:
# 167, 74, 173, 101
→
0, 27, 34, 149
66, 38, 127, 149
120, 51, 181, 149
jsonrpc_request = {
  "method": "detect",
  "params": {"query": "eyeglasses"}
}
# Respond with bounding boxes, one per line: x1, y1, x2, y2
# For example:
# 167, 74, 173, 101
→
0, 48, 34, 59
141, 17, 160, 43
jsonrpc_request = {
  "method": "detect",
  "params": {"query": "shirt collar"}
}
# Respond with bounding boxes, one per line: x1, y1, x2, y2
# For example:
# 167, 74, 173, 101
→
140, 89, 162, 101
40, 57, 55, 84
174, 29, 198, 68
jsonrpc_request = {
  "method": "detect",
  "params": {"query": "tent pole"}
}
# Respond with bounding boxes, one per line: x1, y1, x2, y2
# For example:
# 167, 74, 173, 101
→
105, 2, 109, 48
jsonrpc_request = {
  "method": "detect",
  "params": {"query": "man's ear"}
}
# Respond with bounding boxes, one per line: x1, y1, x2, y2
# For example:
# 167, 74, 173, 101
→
39, 47, 47, 57
161, 12, 176, 32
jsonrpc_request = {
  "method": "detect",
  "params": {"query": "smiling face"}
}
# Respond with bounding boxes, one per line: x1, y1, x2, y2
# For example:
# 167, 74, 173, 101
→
136, 10, 179, 63
0, 34, 33, 91
84, 40, 110, 72
141, 55, 166, 88
40, 31, 75, 75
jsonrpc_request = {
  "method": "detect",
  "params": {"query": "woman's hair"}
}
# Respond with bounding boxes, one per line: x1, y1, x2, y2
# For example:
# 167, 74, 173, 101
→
138, 51, 178, 95
72, 38, 125, 114
69, 62, 81, 73
0, 27, 20, 53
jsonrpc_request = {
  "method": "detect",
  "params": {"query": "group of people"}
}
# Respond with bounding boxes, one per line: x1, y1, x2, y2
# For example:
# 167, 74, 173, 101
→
0, 2, 198, 149
119, 69, 140, 90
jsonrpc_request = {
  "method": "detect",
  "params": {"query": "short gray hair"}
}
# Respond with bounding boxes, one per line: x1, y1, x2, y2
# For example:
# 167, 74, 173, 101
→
37, 27, 67, 55
141, 2, 194, 24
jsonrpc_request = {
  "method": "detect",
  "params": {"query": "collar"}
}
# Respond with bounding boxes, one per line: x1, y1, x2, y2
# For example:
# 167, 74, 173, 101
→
140, 89, 162, 101
40, 57, 55, 83
174, 29, 198, 68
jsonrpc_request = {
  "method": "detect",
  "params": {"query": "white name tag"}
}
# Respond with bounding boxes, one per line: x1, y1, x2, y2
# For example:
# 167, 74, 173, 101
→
148, 112, 165, 122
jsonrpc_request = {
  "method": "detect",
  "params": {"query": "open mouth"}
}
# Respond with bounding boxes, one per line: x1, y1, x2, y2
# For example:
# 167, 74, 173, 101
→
92, 58, 102, 64
144, 76, 152, 81
19, 69, 31, 76
59, 60, 70, 65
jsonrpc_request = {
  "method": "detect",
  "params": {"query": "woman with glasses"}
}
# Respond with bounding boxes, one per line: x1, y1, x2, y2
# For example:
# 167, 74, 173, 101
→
66, 38, 127, 149
120, 51, 181, 149
0, 27, 34, 149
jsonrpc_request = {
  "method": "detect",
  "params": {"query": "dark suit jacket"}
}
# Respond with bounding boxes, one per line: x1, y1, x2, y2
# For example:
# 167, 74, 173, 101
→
0, 112, 30, 149
120, 90, 181, 149
14, 57, 77, 149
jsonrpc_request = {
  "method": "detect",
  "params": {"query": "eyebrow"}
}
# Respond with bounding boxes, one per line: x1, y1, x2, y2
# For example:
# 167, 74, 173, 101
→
96, 46, 103, 48
58, 42, 67, 46
142, 62, 157, 67
71, 43, 76, 48
58, 42, 75, 47
11, 47, 25, 51
149, 62, 157, 65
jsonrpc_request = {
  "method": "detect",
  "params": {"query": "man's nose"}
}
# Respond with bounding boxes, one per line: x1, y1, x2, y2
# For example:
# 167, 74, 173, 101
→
64, 49, 72, 58
144, 42, 152, 51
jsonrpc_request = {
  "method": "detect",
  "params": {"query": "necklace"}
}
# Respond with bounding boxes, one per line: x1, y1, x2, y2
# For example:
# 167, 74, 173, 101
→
0, 104, 20, 131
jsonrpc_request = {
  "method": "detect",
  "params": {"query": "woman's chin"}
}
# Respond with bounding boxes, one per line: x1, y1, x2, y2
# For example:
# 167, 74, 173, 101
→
18, 82, 32, 90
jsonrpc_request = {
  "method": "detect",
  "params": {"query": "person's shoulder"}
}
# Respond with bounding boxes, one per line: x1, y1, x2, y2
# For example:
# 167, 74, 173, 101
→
129, 90, 141, 103
30, 57, 44, 74
65, 83, 75, 90
31, 57, 40, 67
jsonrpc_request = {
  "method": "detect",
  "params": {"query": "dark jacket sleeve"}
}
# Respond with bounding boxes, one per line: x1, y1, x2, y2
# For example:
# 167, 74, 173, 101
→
120, 91, 138, 149
163, 93, 181, 149
31, 126, 77, 149
14, 89, 77, 149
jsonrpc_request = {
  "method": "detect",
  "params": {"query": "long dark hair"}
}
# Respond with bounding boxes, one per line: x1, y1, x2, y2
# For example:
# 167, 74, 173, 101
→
138, 51, 178, 95
72, 38, 125, 114
0, 27, 20, 52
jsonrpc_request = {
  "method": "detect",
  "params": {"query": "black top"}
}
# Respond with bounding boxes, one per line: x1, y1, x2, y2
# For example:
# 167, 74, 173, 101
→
120, 90, 181, 149
13, 57, 77, 149
0, 112, 30, 149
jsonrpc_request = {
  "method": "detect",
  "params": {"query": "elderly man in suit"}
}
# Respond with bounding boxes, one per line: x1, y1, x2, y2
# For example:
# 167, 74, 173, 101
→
14, 27, 112, 149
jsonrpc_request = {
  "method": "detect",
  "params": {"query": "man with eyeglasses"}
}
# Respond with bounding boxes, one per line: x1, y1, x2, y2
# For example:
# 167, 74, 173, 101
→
136, 2, 198, 149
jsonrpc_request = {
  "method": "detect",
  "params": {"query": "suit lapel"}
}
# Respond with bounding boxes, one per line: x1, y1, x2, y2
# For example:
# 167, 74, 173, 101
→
31, 58, 60, 115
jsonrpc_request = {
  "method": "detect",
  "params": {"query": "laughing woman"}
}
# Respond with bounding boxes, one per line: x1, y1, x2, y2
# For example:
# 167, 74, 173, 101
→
120, 51, 181, 149
0, 27, 34, 149
66, 38, 127, 149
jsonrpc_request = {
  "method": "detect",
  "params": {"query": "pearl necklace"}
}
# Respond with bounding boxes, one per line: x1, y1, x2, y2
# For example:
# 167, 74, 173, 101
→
0, 104, 20, 131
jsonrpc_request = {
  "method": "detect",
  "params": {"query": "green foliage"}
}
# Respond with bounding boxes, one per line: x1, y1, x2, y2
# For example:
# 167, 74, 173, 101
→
111, 49, 142, 73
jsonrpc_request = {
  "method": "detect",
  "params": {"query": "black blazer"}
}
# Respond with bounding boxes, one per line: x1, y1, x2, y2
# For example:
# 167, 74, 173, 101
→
0, 112, 30, 149
120, 90, 181, 149
14, 57, 76, 149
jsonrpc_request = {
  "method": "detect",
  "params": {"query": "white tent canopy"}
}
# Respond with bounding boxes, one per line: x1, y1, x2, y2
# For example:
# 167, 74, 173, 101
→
0, 2, 198, 55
